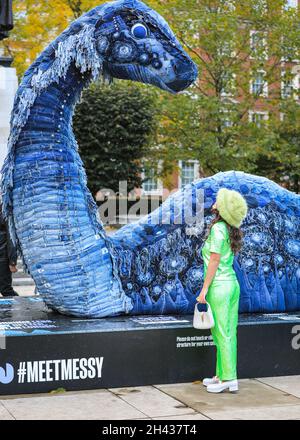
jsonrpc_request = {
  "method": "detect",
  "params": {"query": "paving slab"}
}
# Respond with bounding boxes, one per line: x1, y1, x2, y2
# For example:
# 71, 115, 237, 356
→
109, 386, 196, 418
203, 404, 300, 420
1, 375, 299, 420
11, 285, 35, 297
13, 278, 35, 287
0, 402, 14, 420
153, 413, 210, 420
155, 380, 300, 413
256, 376, 300, 399
0, 390, 146, 420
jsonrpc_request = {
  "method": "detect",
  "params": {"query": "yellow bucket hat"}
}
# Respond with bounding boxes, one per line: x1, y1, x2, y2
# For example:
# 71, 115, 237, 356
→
216, 188, 248, 228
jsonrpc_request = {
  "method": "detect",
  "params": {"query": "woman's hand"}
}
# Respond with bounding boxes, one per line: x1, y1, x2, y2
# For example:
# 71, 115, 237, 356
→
9, 264, 18, 273
196, 287, 208, 304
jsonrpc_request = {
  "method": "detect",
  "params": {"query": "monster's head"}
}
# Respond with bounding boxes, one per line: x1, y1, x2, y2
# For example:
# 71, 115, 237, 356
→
1, 0, 198, 245
91, 0, 198, 93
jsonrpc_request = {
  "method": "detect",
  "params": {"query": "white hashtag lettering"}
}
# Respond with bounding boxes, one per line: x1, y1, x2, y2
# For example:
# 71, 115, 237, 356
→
17, 362, 27, 383
16, 357, 104, 383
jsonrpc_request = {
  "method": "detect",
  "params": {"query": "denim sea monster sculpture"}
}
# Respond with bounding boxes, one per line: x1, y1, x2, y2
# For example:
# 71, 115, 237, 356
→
1, 1, 299, 318
113, 171, 299, 315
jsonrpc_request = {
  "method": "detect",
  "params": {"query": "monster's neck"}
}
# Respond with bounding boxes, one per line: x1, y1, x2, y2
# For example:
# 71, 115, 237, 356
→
14, 63, 103, 237
2, 22, 104, 246
19, 63, 89, 144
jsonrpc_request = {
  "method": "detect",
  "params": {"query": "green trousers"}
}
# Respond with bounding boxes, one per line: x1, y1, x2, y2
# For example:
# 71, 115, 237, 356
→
206, 279, 240, 381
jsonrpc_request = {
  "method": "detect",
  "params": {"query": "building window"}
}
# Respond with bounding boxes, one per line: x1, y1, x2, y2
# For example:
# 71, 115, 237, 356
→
252, 0, 267, 11
250, 71, 268, 97
249, 111, 269, 128
220, 108, 234, 128
284, 0, 298, 9
281, 70, 300, 99
205, 1, 235, 13
223, 117, 233, 128
142, 169, 159, 194
217, 41, 236, 58
295, 73, 300, 99
281, 72, 294, 99
250, 30, 268, 60
179, 161, 199, 189
220, 72, 236, 97
225, 0, 235, 11
281, 36, 299, 62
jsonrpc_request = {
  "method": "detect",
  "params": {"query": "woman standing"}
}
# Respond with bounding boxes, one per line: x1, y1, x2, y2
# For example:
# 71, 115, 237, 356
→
0, 201, 19, 297
197, 188, 248, 394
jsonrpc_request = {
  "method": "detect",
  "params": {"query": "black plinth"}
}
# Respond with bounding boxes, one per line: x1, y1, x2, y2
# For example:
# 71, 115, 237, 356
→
0, 297, 299, 395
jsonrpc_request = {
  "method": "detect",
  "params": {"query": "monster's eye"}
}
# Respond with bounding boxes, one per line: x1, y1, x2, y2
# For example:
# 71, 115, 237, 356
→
131, 23, 148, 39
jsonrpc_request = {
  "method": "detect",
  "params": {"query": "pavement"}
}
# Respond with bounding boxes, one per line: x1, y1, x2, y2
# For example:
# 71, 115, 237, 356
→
0, 270, 298, 420
0, 377, 300, 420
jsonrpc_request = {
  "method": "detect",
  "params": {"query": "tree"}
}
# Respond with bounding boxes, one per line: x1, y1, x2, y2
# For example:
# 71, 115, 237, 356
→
2, 0, 299, 191
148, 0, 300, 191
0, 0, 104, 77
274, 100, 300, 192
73, 81, 157, 196
0, 0, 14, 40
1, 1, 159, 195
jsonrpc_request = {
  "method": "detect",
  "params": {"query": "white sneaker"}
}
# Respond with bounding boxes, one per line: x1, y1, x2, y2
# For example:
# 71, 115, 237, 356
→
207, 380, 239, 393
202, 376, 220, 387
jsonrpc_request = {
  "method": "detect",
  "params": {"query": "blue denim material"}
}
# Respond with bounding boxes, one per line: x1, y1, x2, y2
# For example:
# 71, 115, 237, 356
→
0, 1, 198, 317
112, 171, 300, 315
1, 1, 299, 317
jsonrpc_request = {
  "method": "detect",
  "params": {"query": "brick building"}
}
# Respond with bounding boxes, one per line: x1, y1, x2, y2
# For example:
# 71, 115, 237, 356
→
141, 0, 299, 198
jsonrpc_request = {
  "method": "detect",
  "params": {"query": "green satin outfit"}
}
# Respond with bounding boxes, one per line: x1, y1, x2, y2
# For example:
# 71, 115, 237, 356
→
201, 221, 240, 381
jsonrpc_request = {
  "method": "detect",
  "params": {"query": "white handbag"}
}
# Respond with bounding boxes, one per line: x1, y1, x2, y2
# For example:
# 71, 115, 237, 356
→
193, 301, 215, 330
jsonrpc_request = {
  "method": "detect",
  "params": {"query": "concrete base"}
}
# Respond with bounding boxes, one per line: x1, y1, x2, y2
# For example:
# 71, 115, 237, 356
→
0, 297, 299, 395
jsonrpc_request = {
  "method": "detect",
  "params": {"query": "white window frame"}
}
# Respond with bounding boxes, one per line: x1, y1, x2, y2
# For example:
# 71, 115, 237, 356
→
220, 108, 234, 128
292, 66, 300, 100
220, 72, 237, 97
284, 0, 298, 10
249, 110, 269, 128
217, 41, 236, 59
252, 0, 268, 12
250, 30, 268, 60
178, 160, 200, 189
250, 70, 268, 97
141, 166, 163, 196
224, 0, 236, 11
294, 73, 300, 100
281, 70, 295, 99
281, 68, 300, 100
280, 35, 299, 63
205, 1, 235, 13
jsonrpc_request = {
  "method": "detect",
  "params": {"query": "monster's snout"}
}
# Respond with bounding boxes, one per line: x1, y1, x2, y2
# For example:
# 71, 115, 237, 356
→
166, 58, 198, 93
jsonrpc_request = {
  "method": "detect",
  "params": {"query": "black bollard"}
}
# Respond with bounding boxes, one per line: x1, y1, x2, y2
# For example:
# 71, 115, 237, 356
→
0, 0, 13, 41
